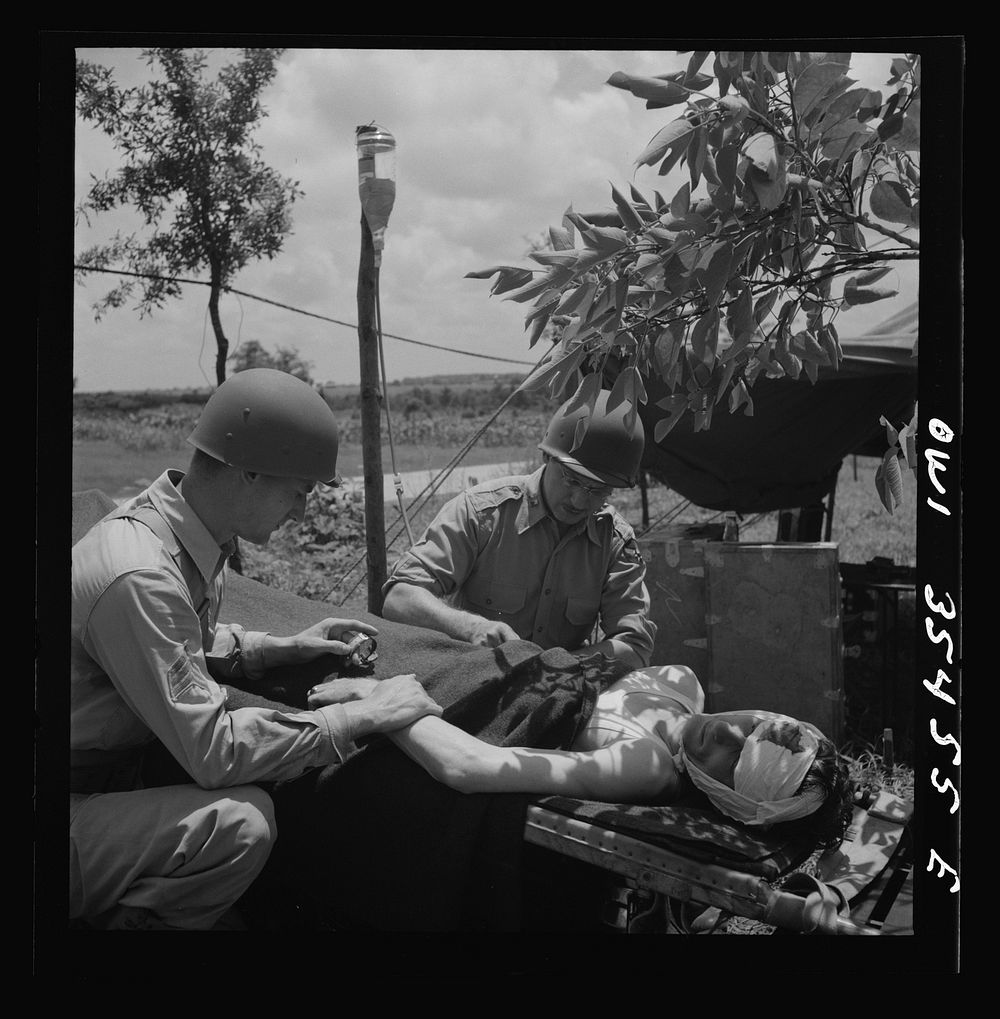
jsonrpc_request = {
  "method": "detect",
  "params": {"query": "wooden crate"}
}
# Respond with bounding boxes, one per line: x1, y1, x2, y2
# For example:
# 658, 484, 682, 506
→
703, 543, 844, 742
635, 528, 717, 685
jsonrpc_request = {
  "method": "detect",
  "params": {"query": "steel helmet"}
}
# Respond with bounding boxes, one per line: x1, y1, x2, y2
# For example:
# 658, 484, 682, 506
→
538, 389, 644, 488
188, 368, 342, 484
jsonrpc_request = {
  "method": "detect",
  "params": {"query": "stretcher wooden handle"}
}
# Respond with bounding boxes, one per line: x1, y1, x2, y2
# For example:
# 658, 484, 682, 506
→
764, 875, 877, 935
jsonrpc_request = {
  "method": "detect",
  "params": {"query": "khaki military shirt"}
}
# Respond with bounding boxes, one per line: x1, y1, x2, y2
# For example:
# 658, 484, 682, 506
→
71, 470, 355, 793
384, 468, 656, 662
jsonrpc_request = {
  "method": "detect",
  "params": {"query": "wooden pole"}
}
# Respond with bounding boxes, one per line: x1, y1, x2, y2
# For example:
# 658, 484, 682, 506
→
357, 213, 387, 613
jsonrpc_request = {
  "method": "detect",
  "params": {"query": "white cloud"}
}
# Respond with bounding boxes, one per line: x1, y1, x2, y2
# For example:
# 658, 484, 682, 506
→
71, 45, 911, 391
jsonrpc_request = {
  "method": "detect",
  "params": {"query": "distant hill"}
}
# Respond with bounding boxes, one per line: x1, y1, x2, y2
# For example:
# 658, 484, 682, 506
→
73, 388, 213, 413
398, 372, 525, 386
320, 373, 554, 413
74, 373, 554, 415
318, 372, 524, 396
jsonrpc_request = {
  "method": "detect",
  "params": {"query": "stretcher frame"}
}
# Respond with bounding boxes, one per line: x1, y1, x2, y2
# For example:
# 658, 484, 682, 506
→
523, 788, 913, 935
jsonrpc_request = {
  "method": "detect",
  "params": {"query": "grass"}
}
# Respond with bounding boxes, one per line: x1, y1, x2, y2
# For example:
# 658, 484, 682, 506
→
72, 399, 917, 633
73, 402, 917, 568
72, 397, 918, 573
73, 439, 181, 499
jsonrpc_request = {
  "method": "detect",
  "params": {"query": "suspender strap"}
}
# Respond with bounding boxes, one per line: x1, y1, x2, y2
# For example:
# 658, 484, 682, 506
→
109, 503, 214, 641
109, 502, 180, 554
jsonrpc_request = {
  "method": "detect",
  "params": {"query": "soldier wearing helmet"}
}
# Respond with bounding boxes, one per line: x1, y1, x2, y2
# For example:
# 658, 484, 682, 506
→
70, 369, 442, 931
382, 390, 656, 669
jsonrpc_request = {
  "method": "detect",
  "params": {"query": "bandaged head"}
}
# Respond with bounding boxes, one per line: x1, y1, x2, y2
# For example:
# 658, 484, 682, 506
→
677, 712, 826, 827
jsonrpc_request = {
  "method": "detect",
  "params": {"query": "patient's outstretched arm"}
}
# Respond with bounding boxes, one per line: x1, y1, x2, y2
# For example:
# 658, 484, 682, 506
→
306, 675, 682, 803
387, 714, 682, 804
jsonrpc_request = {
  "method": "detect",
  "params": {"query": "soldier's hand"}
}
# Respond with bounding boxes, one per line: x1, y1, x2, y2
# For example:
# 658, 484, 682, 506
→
341, 674, 442, 738
468, 619, 520, 648
307, 677, 379, 707
263, 619, 379, 668
293, 618, 379, 658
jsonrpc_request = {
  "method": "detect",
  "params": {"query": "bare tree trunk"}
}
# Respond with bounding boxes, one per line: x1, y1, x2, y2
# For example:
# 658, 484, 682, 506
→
208, 269, 229, 387
207, 264, 242, 571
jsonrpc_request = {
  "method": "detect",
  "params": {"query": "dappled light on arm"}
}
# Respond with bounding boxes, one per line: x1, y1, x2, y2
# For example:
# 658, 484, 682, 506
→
498, 736, 681, 804
389, 714, 680, 805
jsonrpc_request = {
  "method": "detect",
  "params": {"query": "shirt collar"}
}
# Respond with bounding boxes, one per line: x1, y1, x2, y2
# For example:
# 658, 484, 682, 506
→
147, 470, 233, 582
515, 465, 604, 545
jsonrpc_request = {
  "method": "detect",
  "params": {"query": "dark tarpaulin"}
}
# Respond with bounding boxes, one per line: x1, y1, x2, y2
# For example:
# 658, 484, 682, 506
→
122, 571, 843, 932
639, 303, 918, 513
208, 576, 824, 929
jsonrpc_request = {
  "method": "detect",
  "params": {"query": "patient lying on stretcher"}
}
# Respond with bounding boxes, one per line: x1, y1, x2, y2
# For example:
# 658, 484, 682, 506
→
307, 664, 853, 851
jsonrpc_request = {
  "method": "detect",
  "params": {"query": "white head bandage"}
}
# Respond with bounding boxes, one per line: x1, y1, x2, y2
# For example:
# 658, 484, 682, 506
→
679, 713, 826, 827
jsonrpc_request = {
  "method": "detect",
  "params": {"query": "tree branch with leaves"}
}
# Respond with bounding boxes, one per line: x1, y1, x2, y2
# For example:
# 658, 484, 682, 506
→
75, 47, 303, 386
467, 51, 920, 512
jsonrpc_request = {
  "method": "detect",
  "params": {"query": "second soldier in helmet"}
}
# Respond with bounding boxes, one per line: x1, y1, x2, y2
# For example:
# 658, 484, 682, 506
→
381, 390, 656, 670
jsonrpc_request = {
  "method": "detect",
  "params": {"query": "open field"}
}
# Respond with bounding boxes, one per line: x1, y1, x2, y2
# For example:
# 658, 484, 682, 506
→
72, 381, 918, 571
72, 393, 917, 596
72, 397, 917, 574
72, 436, 540, 502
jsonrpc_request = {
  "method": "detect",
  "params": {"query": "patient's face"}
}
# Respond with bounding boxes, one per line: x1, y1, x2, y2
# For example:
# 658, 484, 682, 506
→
682, 712, 762, 787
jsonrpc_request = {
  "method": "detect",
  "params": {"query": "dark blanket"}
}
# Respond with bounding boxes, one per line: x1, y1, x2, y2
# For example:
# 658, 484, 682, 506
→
139, 571, 825, 928
217, 573, 624, 931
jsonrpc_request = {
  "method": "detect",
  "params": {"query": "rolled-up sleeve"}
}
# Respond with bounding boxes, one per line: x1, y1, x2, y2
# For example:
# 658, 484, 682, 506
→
383, 492, 481, 600
599, 536, 657, 666
83, 568, 355, 789
208, 624, 270, 680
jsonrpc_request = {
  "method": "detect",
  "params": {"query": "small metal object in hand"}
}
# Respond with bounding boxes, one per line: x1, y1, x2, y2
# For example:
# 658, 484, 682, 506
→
346, 634, 378, 668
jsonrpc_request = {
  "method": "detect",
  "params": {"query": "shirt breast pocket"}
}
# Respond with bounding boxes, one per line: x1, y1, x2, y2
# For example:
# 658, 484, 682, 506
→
565, 597, 599, 627
166, 643, 216, 705
465, 576, 526, 616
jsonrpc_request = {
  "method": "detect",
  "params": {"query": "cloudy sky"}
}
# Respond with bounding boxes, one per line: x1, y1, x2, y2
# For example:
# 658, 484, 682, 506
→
71, 45, 916, 392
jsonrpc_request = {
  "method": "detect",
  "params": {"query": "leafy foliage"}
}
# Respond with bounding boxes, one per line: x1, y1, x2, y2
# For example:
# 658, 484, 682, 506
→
874, 408, 919, 514
75, 48, 303, 385
228, 339, 314, 382
240, 485, 370, 602
73, 404, 202, 452
467, 51, 920, 448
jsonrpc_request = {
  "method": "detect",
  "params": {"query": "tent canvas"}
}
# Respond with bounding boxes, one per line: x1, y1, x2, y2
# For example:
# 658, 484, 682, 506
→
639, 302, 918, 514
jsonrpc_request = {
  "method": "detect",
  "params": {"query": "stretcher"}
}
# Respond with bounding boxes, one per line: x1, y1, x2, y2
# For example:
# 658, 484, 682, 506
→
70, 489, 915, 936
522, 787, 912, 934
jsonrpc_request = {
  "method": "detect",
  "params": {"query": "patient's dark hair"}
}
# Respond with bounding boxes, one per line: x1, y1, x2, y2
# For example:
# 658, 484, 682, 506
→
794, 738, 854, 852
